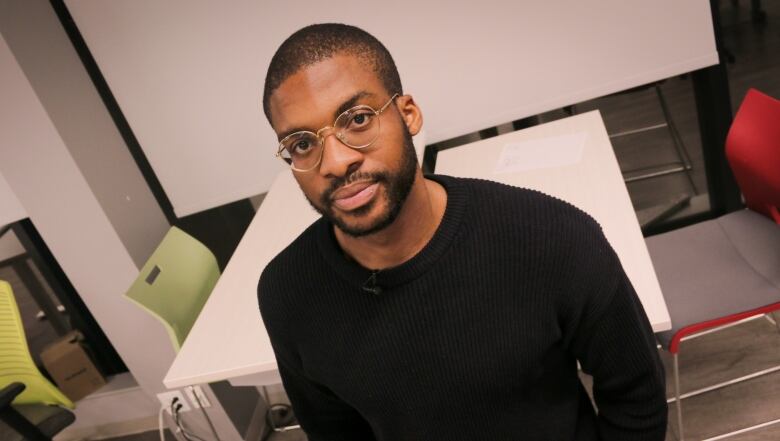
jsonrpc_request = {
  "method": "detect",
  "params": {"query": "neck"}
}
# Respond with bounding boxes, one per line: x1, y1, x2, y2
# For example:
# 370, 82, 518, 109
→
334, 170, 447, 270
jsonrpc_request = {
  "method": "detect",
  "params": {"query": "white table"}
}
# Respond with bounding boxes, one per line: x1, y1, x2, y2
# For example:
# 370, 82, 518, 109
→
164, 111, 671, 389
435, 111, 671, 333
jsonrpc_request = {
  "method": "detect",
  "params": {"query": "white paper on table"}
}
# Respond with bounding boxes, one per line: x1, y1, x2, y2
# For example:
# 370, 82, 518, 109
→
493, 132, 588, 174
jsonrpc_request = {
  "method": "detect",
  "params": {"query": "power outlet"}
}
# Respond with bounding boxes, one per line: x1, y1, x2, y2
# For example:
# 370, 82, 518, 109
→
185, 385, 211, 408
157, 390, 191, 414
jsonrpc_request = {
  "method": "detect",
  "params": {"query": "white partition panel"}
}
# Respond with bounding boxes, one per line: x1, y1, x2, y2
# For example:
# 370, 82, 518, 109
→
65, 0, 717, 216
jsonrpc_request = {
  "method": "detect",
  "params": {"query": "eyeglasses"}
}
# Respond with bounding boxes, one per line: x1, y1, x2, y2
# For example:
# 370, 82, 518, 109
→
275, 94, 399, 172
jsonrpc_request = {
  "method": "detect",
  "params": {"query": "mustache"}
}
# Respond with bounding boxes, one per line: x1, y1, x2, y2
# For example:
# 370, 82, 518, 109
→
321, 171, 389, 205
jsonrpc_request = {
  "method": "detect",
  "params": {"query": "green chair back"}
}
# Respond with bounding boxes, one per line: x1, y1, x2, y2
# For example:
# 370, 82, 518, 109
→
0, 280, 74, 408
124, 227, 220, 352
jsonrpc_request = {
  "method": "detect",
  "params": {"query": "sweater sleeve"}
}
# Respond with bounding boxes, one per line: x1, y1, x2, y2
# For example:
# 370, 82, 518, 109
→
560, 219, 668, 441
258, 266, 377, 441
273, 354, 376, 441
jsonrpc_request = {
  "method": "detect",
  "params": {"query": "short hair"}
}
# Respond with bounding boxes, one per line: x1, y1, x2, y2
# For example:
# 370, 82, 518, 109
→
262, 23, 403, 124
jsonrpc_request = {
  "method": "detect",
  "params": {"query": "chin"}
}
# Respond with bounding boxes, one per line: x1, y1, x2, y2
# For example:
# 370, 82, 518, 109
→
332, 199, 395, 238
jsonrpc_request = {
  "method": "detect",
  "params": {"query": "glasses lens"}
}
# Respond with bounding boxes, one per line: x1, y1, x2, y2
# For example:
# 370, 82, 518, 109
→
280, 132, 321, 170
336, 107, 380, 148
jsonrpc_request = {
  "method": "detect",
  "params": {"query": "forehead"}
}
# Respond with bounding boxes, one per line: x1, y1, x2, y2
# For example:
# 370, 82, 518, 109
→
268, 54, 384, 132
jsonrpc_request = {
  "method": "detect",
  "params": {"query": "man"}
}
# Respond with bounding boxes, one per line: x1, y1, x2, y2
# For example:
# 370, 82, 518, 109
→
258, 23, 667, 440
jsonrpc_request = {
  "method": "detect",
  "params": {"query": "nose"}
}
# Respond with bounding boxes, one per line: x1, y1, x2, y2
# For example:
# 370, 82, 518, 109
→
317, 130, 363, 178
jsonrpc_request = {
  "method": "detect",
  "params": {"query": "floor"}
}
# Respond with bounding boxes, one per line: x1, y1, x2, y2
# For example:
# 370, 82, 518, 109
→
3, 1, 780, 441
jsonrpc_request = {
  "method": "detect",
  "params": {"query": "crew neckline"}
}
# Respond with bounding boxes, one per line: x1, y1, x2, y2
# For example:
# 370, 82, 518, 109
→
314, 174, 469, 290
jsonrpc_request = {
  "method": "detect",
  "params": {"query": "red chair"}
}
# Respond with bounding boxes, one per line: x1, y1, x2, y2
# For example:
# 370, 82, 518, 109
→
726, 88, 780, 225
646, 89, 780, 440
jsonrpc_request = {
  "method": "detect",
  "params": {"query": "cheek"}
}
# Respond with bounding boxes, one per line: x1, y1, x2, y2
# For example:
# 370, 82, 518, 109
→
384, 121, 410, 162
364, 128, 405, 169
375, 142, 406, 171
294, 175, 326, 203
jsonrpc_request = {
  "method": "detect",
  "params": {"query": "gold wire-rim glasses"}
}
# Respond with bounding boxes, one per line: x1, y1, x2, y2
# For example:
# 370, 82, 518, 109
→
275, 93, 400, 172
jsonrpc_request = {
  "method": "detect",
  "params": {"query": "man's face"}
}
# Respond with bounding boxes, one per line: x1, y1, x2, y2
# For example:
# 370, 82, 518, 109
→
269, 54, 419, 237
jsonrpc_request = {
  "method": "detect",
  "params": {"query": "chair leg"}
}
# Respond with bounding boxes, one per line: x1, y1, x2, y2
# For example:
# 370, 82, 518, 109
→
772, 312, 780, 334
0, 405, 51, 441
674, 353, 685, 441
654, 84, 698, 194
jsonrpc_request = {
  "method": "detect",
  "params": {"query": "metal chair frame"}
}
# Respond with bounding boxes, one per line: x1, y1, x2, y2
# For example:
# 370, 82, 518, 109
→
666, 312, 780, 440
615, 84, 696, 189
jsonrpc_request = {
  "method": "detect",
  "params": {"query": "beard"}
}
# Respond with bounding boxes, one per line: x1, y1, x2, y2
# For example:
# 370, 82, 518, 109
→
305, 123, 418, 238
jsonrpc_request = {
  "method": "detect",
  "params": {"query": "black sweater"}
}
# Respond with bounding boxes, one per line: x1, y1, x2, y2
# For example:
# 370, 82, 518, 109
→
258, 175, 667, 441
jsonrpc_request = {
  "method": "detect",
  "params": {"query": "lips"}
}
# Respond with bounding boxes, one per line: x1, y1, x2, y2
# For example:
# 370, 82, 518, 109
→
331, 181, 379, 212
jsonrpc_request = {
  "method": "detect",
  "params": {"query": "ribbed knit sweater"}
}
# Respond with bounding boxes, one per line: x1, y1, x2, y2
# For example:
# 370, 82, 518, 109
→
258, 174, 667, 441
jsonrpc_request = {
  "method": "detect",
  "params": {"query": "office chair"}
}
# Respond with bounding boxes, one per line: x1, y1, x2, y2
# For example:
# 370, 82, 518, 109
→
726, 89, 780, 224
124, 226, 223, 439
0, 280, 75, 441
646, 89, 780, 440
124, 226, 220, 352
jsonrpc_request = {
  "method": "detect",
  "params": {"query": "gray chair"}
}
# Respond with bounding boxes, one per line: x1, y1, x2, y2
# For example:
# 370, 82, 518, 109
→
647, 210, 780, 440
0, 382, 75, 441
646, 89, 780, 440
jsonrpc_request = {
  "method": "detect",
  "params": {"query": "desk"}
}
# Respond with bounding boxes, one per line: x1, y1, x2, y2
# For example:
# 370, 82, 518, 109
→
435, 111, 671, 333
164, 111, 671, 389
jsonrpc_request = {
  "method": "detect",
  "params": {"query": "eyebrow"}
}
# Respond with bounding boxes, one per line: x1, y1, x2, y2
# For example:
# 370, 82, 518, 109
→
334, 91, 373, 119
277, 91, 375, 141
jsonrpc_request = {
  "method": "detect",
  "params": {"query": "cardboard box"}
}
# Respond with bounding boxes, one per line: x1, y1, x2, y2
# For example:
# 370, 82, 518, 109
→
40, 330, 106, 401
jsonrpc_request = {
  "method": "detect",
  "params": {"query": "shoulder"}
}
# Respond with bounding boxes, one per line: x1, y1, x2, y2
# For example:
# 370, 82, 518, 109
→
438, 174, 602, 237
435, 175, 624, 319
445, 175, 616, 278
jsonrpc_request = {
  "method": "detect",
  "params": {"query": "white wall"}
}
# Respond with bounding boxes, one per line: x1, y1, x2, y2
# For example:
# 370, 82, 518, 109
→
0, 172, 26, 228
64, 0, 718, 216
0, 174, 26, 262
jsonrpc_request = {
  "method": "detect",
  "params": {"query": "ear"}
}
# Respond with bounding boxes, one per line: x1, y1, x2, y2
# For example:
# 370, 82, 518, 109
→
395, 94, 423, 136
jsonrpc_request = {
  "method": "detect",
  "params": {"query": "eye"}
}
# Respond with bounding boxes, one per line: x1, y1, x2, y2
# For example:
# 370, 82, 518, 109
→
291, 139, 313, 155
283, 133, 317, 157
346, 111, 374, 130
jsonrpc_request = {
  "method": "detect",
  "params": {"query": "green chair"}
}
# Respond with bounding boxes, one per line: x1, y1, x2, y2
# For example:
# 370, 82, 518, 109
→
0, 280, 75, 441
124, 226, 220, 352
125, 227, 224, 439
